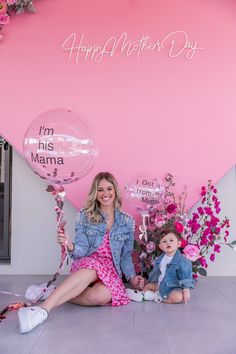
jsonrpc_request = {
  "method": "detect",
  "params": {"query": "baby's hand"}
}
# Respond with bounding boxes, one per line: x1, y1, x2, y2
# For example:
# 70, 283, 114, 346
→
143, 282, 157, 293
130, 275, 145, 290
183, 288, 190, 303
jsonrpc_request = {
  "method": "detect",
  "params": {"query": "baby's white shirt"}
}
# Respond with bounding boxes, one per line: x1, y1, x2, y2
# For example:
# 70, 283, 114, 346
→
158, 254, 173, 283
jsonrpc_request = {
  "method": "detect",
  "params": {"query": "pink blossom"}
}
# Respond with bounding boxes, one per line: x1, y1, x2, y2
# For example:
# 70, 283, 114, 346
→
199, 257, 207, 267
200, 236, 208, 246
7, 0, 16, 5
0, 1, 7, 15
154, 216, 166, 228
197, 207, 204, 215
201, 197, 206, 204
166, 203, 177, 214
188, 219, 201, 234
210, 253, 215, 262
180, 238, 188, 248
214, 244, 221, 253
0, 12, 10, 25
183, 244, 201, 261
174, 221, 184, 233
146, 241, 156, 254
204, 207, 213, 216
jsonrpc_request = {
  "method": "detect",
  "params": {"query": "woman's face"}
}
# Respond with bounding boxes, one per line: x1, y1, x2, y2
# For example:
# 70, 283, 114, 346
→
96, 179, 116, 208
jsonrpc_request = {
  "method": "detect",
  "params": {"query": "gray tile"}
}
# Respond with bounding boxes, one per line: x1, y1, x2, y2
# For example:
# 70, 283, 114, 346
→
1, 276, 236, 354
165, 311, 236, 354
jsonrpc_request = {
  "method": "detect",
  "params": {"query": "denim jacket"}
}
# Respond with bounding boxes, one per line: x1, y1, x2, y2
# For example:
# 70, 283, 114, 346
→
69, 209, 136, 281
148, 249, 194, 300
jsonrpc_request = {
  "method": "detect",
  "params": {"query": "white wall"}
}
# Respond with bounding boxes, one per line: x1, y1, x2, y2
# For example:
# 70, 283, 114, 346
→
0, 151, 236, 275
0, 151, 77, 275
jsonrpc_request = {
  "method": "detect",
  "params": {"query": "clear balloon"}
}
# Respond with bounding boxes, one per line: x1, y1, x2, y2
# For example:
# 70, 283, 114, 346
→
125, 172, 164, 212
23, 108, 98, 185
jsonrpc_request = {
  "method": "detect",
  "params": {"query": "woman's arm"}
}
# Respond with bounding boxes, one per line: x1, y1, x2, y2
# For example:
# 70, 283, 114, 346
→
177, 256, 194, 289
68, 210, 91, 260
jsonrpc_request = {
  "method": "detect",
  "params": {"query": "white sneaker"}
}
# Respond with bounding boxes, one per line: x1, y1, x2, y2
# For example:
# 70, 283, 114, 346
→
25, 283, 56, 302
144, 290, 162, 302
126, 288, 144, 302
18, 306, 48, 333
144, 290, 156, 301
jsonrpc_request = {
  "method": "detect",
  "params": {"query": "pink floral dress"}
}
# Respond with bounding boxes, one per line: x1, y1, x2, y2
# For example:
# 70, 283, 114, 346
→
70, 231, 130, 307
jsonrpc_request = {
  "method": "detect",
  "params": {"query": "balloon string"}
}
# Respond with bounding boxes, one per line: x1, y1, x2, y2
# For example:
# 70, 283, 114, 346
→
45, 184, 68, 289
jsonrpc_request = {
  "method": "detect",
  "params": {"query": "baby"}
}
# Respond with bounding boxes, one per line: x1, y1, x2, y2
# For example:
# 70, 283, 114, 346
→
127, 228, 194, 303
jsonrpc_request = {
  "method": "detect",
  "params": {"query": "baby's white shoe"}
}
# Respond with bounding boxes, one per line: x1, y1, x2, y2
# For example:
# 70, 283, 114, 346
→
126, 288, 144, 302
144, 290, 162, 302
18, 306, 48, 333
25, 283, 56, 302
144, 290, 156, 301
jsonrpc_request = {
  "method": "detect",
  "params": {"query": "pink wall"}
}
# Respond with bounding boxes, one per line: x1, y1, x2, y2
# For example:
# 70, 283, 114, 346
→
1, 0, 236, 211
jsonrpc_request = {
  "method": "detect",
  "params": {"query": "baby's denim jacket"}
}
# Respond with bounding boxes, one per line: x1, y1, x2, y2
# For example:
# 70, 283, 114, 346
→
148, 249, 194, 300
69, 209, 136, 281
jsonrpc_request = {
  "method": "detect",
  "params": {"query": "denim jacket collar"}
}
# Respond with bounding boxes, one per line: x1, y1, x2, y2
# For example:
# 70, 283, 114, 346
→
156, 249, 182, 266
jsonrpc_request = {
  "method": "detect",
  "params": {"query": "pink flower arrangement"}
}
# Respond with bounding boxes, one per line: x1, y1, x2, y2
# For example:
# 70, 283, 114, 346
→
134, 175, 234, 279
134, 173, 189, 274
181, 179, 231, 277
0, 0, 36, 40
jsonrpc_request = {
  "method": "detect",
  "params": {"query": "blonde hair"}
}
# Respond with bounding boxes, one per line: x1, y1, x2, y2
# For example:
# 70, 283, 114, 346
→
84, 172, 122, 223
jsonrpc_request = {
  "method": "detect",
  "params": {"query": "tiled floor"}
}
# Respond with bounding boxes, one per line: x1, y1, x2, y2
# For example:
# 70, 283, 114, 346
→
0, 275, 236, 354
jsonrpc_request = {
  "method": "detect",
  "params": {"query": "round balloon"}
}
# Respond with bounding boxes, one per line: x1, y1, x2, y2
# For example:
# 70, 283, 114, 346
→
125, 172, 164, 212
23, 108, 98, 185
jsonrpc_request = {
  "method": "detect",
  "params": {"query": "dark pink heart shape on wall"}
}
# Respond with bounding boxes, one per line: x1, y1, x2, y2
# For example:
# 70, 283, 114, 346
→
1, 0, 236, 210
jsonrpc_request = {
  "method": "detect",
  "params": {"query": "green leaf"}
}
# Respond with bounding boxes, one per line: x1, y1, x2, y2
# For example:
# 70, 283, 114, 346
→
229, 240, 236, 246
193, 260, 201, 266
134, 240, 142, 251
198, 267, 207, 276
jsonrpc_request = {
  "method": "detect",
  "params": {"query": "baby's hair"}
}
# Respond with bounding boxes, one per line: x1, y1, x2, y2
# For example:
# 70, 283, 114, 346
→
159, 228, 181, 242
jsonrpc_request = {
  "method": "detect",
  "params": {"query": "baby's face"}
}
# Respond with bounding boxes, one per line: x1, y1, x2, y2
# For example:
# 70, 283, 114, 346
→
159, 232, 181, 256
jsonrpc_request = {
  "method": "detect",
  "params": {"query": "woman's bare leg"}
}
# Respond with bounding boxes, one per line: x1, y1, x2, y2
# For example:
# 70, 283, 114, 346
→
70, 282, 112, 306
41, 269, 98, 312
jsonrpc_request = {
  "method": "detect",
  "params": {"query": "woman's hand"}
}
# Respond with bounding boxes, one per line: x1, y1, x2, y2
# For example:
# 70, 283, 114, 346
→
57, 229, 74, 252
129, 275, 145, 290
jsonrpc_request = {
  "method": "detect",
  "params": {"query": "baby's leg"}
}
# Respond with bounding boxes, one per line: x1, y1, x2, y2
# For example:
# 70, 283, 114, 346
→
163, 290, 183, 304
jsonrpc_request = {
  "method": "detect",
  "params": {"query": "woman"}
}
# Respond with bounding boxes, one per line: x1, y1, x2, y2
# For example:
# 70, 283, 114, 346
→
18, 172, 144, 333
